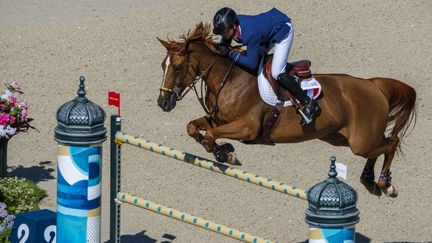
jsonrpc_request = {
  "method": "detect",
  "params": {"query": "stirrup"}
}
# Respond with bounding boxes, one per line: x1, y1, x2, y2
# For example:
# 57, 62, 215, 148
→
299, 100, 319, 126
299, 109, 312, 125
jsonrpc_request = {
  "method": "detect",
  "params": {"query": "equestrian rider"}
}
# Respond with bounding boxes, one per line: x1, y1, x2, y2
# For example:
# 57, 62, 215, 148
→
212, 7, 320, 126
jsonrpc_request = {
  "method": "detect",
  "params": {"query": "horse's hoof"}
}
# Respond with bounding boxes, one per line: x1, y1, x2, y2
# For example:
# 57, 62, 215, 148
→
383, 185, 398, 198
219, 142, 235, 153
213, 150, 228, 163
227, 152, 241, 166
360, 179, 382, 196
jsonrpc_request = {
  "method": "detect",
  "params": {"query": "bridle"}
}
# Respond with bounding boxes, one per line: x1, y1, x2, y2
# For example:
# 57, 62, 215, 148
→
160, 50, 217, 100
160, 50, 195, 100
160, 48, 235, 122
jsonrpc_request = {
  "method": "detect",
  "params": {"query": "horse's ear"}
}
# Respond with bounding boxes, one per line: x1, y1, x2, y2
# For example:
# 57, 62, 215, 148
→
157, 37, 171, 50
184, 40, 191, 51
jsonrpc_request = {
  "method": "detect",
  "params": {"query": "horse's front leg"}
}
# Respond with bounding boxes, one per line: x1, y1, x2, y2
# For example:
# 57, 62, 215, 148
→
204, 119, 257, 165
186, 116, 213, 148
187, 117, 238, 164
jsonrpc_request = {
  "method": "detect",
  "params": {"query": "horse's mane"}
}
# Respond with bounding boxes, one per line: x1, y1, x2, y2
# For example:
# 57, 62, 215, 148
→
178, 22, 219, 54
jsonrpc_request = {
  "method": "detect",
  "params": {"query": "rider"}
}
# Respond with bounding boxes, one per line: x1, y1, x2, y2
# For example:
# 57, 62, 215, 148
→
212, 7, 320, 126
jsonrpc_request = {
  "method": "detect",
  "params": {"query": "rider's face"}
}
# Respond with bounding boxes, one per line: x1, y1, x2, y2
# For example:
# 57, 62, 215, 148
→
222, 25, 236, 40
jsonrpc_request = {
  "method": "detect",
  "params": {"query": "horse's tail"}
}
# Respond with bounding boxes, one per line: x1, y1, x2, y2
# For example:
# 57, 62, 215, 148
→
371, 78, 417, 147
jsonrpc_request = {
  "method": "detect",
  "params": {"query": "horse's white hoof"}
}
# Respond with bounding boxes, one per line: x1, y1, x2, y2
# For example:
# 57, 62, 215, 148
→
384, 185, 398, 198
227, 152, 241, 166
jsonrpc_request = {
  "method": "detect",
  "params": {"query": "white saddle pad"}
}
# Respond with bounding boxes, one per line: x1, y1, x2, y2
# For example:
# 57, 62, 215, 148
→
257, 70, 322, 107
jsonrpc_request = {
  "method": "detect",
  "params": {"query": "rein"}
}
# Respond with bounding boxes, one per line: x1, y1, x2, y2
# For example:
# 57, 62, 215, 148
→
197, 61, 234, 119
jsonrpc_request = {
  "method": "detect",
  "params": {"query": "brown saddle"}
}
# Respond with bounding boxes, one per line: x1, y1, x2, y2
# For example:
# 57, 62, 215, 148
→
263, 56, 312, 103
258, 56, 313, 144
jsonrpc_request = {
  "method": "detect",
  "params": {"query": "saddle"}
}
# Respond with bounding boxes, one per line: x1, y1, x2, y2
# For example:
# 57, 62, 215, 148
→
259, 55, 313, 144
263, 56, 312, 103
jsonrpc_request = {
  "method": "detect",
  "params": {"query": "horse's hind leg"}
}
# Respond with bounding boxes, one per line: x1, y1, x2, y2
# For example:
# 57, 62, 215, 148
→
352, 135, 399, 198
360, 158, 382, 196
359, 135, 388, 196
320, 133, 383, 196
319, 132, 349, 147
377, 136, 399, 198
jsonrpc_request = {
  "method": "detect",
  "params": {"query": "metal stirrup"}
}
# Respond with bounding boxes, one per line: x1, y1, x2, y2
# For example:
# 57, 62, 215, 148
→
298, 109, 312, 124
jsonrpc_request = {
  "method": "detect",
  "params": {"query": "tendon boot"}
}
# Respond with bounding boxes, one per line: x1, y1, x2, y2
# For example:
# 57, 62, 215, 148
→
277, 72, 320, 126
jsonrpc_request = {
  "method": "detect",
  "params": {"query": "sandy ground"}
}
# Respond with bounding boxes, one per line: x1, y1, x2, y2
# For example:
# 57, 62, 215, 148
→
1, 0, 432, 242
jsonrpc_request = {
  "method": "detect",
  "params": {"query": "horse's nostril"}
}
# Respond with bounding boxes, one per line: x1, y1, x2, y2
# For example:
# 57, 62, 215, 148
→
157, 99, 171, 112
157, 93, 176, 112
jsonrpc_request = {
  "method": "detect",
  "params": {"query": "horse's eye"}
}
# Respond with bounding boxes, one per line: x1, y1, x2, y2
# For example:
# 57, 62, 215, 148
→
174, 67, 182, 73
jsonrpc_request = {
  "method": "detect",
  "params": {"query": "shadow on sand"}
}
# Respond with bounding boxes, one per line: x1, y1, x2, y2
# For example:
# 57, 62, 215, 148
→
104, 231, 176, 243
7, 161, 55, 183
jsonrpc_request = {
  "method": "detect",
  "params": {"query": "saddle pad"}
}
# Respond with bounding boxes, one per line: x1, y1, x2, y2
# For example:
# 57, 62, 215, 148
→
257, 71, 322, 107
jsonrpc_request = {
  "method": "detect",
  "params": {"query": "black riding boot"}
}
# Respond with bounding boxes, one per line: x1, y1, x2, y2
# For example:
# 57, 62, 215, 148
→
277, 72, 320, 126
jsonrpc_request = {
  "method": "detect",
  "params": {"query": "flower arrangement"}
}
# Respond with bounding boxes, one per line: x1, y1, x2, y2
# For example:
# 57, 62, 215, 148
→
0, 81, 33, 139
0, 202, 14, 242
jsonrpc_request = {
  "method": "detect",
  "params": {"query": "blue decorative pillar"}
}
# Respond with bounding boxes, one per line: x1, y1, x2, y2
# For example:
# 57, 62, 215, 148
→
305, 157, 360, 243
54, 76, 106, 243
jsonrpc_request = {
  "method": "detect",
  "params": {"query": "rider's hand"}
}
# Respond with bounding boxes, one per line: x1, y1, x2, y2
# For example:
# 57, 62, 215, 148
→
218, 45, 232, 58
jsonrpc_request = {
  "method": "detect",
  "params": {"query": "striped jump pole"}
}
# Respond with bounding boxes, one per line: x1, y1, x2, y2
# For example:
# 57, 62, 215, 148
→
117, 192, 274, 243
115, 132, 307, 200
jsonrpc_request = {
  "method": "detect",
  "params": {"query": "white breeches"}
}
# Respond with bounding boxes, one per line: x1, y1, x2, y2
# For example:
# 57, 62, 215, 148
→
271, 22, 294, 80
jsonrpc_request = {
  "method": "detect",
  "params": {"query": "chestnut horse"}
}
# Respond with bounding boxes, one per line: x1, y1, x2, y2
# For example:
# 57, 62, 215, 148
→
156, 23, 416, 198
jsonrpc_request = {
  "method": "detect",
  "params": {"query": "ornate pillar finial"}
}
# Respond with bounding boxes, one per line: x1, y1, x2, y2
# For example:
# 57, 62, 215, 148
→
328, 156, 337, 178
77, 76, 87, 98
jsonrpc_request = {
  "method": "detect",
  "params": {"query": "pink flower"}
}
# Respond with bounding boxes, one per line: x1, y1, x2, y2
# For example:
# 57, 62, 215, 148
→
21, 109, 29, 122
10, 80, 22, 92
0, 80, 33, 138
17, 99, 28, 109
8, 96, 17, 106
0, 113, 10, 126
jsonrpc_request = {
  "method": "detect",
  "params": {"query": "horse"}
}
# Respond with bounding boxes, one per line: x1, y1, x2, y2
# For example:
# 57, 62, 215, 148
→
156, 22, 416, 198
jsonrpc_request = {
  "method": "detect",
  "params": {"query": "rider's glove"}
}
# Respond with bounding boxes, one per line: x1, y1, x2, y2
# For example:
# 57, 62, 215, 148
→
218, 45, 232, 58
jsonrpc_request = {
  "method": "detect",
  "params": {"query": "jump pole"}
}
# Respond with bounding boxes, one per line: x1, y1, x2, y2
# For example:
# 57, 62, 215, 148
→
114, 130, 308, 200
117, 192, 273, 243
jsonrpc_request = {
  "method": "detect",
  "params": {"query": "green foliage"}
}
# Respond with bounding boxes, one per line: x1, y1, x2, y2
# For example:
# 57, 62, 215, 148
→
0, 230, 11, 243
0, 227, 12, 243
0, 177, 47, 215
0, 209, 13, 243
0, 177, 46, 242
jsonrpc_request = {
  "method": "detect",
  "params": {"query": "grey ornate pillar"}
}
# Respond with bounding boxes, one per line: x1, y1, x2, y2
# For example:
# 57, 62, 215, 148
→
305, 156, 360, 242
54, 76, 106, 243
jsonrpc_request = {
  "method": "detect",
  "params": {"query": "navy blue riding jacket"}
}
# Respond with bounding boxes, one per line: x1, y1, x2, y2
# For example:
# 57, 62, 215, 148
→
228, 8, 291, 70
